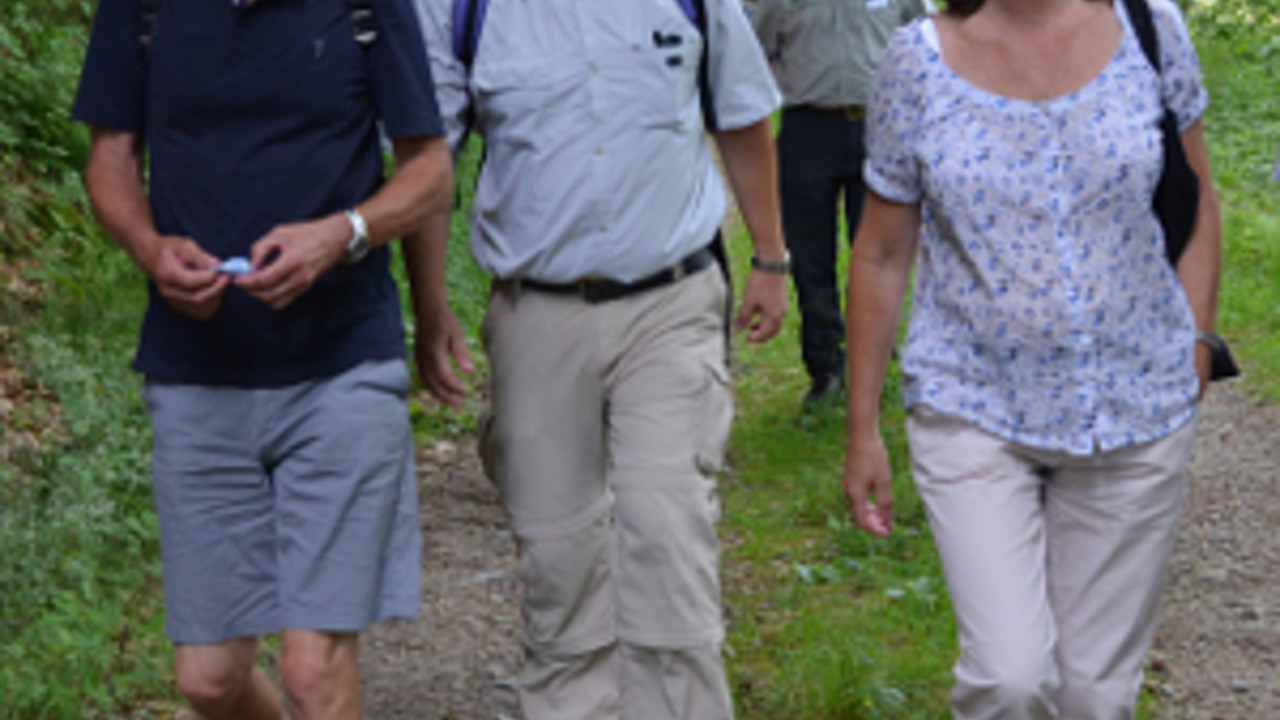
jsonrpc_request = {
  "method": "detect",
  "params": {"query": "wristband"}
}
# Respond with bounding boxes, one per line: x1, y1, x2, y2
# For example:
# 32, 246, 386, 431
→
750, 250, 791, 274
1195, 329, 1227, 355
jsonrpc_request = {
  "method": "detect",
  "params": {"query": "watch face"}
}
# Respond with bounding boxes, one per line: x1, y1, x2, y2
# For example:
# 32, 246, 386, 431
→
346, 234, 371, 264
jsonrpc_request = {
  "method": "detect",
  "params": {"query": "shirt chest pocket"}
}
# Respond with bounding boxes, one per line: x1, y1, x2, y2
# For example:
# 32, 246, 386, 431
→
601, 32, 702, 132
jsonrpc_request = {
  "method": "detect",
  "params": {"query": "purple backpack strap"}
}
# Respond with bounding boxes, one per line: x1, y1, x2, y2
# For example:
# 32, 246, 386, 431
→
673, 0, 698, 24
451, 0, 491, 70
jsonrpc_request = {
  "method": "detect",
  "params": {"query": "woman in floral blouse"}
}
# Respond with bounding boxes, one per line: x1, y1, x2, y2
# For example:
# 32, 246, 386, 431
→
840, 0, 1220, 716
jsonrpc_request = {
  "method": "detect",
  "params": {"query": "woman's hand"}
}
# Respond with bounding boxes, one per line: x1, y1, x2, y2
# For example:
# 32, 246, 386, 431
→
842, 431, 894, 537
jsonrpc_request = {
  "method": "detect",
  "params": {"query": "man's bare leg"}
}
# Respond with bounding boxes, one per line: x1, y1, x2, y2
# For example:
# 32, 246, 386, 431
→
174, 638, 284, 720
279, 630, 362, 720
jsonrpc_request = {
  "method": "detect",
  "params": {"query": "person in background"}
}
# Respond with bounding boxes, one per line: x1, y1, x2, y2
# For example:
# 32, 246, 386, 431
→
752, 0, 931, 407
840, 0, 1221, 717
409, 0, 788, 718
72, 1, 453, 717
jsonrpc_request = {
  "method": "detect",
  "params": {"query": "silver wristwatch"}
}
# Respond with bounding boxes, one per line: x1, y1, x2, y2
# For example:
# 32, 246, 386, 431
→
343, 209, 371, 265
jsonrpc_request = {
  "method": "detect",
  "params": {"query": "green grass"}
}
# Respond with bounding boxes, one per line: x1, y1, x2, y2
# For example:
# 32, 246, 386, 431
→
720, 226, 954, 719
0, 0, 1276, 717
1193, 0, 1280, 400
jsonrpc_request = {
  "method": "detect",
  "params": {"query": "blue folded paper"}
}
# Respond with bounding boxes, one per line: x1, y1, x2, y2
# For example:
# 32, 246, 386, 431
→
215, 257, 254, 276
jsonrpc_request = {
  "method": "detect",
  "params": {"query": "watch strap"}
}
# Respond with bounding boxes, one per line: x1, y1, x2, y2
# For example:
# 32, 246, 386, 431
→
750, 250, 791, 274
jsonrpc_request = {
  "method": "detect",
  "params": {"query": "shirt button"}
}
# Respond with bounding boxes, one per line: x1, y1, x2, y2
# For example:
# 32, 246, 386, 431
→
595, 146, 603, 155
588, 61, 599, 73
598, 225, 607, 233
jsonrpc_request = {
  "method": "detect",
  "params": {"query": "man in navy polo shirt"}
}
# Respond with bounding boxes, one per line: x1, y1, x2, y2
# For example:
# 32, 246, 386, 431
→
72, 1, 454, 718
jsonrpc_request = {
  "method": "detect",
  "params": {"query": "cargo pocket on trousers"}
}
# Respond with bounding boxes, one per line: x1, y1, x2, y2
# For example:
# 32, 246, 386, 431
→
514, 496, 616, 654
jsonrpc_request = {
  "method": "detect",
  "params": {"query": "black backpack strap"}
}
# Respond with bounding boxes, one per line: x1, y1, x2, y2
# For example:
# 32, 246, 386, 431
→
676, 0, 719, 133
138, 0, 161, 64
1122, 0, 1160, 72
449, 0, 488, 180
346, 0, 378, 48
691, 0, 719, 133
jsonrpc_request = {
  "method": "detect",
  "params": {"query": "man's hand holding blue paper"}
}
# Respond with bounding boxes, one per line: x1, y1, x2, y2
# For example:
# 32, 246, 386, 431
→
140, 234, 230, 321
233, 213, 350, 311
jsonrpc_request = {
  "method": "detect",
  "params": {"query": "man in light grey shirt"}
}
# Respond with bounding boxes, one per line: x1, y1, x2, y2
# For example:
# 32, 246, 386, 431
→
410, 1, 788, 718
752, 0, 931, 406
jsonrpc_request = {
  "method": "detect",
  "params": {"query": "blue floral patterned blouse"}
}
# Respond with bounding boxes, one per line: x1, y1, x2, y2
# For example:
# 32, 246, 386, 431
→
865, 0, 1209, 454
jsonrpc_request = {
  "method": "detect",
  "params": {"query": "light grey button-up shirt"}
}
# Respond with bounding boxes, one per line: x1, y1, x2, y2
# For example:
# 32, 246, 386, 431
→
415, 0, 781, 284
751, 0, 931, 108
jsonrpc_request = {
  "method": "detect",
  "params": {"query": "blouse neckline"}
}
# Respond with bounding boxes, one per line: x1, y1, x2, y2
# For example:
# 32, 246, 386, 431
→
919, 3, 1136, 109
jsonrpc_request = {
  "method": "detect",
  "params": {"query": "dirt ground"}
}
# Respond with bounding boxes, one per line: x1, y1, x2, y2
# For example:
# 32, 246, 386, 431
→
359, 383, 1279, 720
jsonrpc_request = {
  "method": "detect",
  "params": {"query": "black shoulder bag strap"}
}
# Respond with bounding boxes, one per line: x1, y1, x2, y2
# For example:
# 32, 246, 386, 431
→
1122, 0, 1199, 266
687, 0, 720, 134
138, 0, 161, 65
683, 0, 734, 352
1124, 0, 1238, 381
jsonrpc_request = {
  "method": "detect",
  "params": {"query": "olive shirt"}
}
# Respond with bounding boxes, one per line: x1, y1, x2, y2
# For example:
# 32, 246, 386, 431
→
750, 0, 932, 108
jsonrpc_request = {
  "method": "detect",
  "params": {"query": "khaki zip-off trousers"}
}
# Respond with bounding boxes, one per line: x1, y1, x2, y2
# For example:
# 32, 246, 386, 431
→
908, 406, 1197, 720
479, 266, 736, 720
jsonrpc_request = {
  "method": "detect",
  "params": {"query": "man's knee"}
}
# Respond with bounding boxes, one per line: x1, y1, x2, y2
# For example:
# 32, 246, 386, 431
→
279, 631, 358, 709
174, 643, 256, 711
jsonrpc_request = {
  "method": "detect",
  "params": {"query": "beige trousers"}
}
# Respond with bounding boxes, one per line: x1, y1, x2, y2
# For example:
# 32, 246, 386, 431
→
479, 267, 735, 720
907, 407, 1197, 720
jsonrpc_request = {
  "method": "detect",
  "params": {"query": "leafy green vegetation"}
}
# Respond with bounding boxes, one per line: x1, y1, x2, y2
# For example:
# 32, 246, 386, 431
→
1192, 0, 1280, 398
0, 2, 173, 716
0, 0, 1275, 717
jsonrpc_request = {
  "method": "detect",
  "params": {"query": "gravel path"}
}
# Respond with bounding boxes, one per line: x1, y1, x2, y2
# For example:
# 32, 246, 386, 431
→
359, 438, 523, 720
1147, 383, 1280, 720
360, 384, 1279, 719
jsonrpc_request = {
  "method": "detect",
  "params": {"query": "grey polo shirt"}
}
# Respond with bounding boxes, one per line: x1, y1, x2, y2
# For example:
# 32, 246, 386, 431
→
416, 0, 781, 284
751, 0, 932, 108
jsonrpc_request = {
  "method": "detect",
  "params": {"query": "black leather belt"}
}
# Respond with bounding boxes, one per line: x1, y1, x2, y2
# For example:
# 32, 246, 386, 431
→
498, 246, 715, 304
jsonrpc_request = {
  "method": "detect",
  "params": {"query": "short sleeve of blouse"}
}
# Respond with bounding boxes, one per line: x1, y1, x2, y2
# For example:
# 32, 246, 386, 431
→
863, 23, 926, 204
1149, 0, 1208, 131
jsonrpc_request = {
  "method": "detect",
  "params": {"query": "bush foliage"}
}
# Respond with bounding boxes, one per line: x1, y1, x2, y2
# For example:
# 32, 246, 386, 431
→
1, 0, 1276, 717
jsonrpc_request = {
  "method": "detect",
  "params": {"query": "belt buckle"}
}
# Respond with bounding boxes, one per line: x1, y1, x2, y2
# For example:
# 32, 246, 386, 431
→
580, 279, 609, 304
844, 106, 864, 121
496, 278, 523, 300
670, 260, 687, 283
